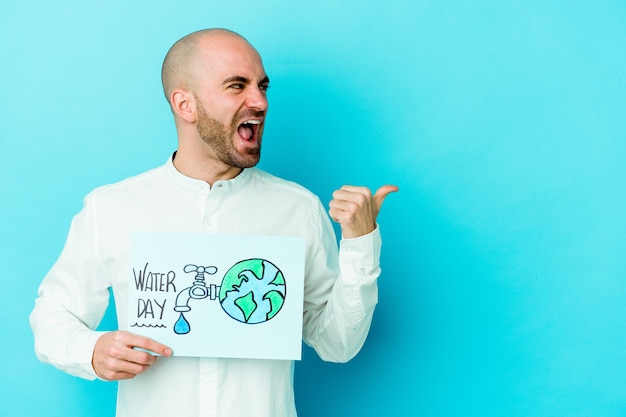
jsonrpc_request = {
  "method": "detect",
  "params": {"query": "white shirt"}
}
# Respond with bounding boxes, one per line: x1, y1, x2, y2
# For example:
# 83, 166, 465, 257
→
30, 157, 381, 417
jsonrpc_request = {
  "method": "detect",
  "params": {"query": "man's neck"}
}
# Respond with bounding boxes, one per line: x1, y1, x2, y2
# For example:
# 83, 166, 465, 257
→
172, 150, 242, 186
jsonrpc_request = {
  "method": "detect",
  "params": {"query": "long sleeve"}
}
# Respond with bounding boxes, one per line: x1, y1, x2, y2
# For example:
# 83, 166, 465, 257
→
301, 201, 381, 363
30, 195, 111, 380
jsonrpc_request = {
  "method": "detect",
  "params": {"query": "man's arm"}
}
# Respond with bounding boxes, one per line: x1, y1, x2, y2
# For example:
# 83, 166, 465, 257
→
30, 195, 171, 381
302, 185, 397, 362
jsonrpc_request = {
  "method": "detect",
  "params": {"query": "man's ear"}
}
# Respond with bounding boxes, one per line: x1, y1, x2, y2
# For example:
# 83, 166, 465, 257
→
170, 89, 196, 123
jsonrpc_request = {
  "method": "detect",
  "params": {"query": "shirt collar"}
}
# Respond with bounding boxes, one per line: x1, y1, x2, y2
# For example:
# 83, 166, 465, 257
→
164, 152, 253, 192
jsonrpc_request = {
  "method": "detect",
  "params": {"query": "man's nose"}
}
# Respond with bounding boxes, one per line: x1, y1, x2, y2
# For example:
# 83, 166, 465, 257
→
245, 86, 268, 111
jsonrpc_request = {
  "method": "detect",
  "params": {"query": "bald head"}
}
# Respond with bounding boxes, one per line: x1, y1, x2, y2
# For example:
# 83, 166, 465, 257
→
161, 28, 258, 105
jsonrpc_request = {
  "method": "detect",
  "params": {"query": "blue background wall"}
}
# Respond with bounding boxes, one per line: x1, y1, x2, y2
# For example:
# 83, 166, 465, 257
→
2, 1, 625, 416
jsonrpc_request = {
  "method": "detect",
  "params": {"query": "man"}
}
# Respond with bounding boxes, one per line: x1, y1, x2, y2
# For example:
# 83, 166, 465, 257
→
30, 28, 397, 416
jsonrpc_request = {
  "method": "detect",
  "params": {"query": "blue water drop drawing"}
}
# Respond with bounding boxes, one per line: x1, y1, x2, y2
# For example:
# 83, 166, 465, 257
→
174, 312, 191, 334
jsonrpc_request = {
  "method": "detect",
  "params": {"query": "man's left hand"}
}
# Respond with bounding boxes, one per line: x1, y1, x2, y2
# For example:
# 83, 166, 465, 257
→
329, 185, 399, 239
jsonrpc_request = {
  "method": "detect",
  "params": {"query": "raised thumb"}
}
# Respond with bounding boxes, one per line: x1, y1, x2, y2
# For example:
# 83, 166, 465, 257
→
373, 185, 399, 210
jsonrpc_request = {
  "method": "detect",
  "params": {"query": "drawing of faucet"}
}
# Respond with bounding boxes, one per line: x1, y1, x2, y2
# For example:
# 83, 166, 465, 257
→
173, 264, 219, 334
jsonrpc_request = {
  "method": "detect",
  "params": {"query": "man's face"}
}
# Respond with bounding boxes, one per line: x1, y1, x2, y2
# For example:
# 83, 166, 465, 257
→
195, 97, 264, 168
192, 36, 269, 169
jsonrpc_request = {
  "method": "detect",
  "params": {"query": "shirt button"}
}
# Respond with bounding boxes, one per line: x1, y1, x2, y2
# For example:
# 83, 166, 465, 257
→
203, 376, 212, 384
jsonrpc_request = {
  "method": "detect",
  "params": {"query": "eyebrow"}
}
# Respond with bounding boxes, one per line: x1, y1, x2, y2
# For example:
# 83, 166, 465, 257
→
222, 75, 270, 86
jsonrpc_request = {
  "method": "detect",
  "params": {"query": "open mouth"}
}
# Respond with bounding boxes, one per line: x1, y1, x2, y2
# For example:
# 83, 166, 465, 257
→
237, 119, 261, 142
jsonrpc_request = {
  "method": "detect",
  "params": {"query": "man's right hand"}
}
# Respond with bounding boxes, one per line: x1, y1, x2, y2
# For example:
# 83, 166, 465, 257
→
92, 330, 173, 381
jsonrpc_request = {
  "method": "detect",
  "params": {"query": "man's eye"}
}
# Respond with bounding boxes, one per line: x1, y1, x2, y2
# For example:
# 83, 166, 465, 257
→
259, 84, 270, 91
229, 83, 244, 89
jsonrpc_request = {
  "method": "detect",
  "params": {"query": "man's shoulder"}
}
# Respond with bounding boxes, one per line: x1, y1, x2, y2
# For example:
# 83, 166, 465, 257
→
249, 168, 320, 202
87, 163, 167, 200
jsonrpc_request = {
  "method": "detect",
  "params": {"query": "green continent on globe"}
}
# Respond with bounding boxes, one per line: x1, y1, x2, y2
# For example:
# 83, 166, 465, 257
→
234, 291, 257, 322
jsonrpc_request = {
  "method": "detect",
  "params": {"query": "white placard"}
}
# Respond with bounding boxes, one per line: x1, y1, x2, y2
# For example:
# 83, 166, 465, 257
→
129, 231, 305, 360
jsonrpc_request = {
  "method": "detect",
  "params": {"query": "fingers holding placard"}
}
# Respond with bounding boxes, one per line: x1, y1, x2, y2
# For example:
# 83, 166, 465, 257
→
92, 330, 172, 381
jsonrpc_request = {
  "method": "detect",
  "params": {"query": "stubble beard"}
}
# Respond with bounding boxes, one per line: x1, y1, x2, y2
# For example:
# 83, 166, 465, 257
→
195, 101, 261, 169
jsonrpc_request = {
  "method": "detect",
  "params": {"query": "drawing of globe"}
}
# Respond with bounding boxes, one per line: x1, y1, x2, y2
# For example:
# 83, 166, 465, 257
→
219, 258, 286, 324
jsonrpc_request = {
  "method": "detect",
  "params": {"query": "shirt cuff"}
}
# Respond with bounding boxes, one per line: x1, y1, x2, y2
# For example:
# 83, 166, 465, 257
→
71, 330, 107, 380
338, 225, 382, 284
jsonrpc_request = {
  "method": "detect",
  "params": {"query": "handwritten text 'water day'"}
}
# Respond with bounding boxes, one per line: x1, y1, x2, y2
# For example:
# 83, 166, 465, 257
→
133, 263, 177, 321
